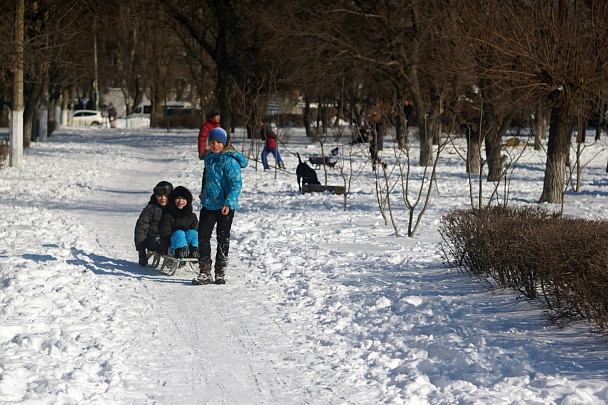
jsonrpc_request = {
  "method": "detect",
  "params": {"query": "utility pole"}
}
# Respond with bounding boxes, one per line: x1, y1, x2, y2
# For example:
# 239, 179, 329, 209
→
10, 0, 24, 168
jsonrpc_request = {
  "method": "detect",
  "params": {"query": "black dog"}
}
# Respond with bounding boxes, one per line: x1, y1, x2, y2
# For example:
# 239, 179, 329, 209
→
296, 153, 321, 191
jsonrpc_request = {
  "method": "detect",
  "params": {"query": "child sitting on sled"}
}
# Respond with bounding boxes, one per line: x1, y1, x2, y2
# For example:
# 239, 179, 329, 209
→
134, 181, 173, 266
159, 186, 199, 259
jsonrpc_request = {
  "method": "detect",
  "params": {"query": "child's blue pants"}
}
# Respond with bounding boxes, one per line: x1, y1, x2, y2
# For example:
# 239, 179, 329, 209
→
261, 148, 284, 169
171, 229, 199, 249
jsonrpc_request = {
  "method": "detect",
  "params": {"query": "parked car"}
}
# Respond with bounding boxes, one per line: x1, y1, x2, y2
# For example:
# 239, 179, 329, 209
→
72, 110, 104, 126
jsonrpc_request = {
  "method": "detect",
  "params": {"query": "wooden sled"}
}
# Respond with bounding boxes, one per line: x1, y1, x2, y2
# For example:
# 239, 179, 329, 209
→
302, 184, 346, 195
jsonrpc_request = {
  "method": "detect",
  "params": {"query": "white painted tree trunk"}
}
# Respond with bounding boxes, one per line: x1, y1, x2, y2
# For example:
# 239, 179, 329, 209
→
10, 0, 24, 168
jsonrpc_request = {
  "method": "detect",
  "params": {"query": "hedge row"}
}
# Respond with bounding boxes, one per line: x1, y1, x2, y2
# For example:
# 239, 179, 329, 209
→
439, 205, 608, 336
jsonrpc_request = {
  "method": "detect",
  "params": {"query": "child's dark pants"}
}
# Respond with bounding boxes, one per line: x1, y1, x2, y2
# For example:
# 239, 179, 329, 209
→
198, 208, 234, 269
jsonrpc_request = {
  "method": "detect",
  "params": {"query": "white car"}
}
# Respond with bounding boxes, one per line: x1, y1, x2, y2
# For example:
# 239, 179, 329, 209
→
72, 110, 105, 126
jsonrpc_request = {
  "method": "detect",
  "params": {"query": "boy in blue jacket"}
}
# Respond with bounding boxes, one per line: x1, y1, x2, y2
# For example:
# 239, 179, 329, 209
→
193, 128, 248, 285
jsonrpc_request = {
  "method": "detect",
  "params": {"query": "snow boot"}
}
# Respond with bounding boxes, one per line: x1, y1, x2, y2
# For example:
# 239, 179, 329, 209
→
138, 250, 148, 267
215, 259, 227, 285
192, 260, 212, 285
215, 273, 226, 285
174, 246, 189, 260
189, 246, 199, 259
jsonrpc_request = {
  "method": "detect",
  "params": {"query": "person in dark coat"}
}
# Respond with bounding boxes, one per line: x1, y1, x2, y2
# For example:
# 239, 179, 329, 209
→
159, 186, 199, 259
134, 181, 173, 266
260, 117, 285, 170
369, 112, 386, 171
108, 104, 118, 128
403, 100, 414, 125
198, 109, 221, 159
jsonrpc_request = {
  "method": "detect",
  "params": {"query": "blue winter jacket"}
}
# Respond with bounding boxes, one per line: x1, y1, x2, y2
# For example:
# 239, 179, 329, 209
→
201, 145, 248, 211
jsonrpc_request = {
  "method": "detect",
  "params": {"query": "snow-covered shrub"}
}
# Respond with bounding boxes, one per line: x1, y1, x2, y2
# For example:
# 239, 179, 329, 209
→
439, 205, 608, 336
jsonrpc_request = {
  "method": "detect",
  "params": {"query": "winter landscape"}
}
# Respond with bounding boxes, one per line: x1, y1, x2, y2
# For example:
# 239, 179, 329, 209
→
1, 122, 608, 405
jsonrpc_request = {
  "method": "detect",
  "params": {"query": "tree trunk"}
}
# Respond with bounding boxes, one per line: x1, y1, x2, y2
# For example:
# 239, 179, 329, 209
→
303, 96, 312, 138
485, 133, 501, 180
419, 114, 435, 166
61, 88, 69, 126
486, 112, 512, 182
411, 86, 433, 166
394, 85, 407, 149
465, 125, 481, 174
421, 90, 441, 161
333, 99, 341, 127
407, 66, 433, 166
10, 0, 24, 168
23, 83, 42, 148
215, 67, 232, 137
39, 71, 49, 142
539, 103, 573, 204
534, 99, 548, 151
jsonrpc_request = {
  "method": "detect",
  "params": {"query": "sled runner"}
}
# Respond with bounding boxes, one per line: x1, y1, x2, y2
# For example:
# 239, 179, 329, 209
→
147, 251, 197, 276
146, 251, 162, 268
158, 255, 199, 276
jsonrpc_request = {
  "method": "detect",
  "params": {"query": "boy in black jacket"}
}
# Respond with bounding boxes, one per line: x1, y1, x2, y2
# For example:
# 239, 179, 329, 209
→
134, 181, 173, 266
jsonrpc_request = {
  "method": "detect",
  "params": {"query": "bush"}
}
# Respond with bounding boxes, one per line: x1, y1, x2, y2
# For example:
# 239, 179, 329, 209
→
439, 205, 608, 336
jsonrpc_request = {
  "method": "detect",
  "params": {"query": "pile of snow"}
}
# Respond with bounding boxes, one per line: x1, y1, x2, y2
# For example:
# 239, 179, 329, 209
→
1, 125, 607, 404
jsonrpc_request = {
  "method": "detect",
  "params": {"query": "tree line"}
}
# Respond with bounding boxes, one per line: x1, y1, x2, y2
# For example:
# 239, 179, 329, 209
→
2, 0, 608, 204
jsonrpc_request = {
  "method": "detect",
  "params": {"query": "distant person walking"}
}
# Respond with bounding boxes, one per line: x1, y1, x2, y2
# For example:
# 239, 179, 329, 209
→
403, 100, 414, 127
260, 117, 284, 170
369, 112, 386, 171
108, 104, 117, 128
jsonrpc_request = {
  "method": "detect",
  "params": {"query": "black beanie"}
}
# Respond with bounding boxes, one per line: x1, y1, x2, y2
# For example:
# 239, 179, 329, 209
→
169, 186, 193, 206
154, 181, 173, 196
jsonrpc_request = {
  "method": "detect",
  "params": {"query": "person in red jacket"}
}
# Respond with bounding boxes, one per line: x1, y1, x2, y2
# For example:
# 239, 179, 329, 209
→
198, 109, 221, 159
260, 117, 285, 170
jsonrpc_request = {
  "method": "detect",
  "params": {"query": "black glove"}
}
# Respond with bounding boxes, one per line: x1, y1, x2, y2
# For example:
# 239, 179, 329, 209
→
151, 236, 162, 252
199, 153, 205, 160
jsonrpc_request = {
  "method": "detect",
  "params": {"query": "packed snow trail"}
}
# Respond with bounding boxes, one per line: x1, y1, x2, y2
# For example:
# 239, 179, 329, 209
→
50, 129, 330, 404
0, 127, 607, 404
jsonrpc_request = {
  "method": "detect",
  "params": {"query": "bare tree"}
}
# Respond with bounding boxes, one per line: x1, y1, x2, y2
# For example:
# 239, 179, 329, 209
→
159, 0, 277, 133
456, 0, 608, 204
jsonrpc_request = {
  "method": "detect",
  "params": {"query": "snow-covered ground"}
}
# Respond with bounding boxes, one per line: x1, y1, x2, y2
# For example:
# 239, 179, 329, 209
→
1, 125, 608, 404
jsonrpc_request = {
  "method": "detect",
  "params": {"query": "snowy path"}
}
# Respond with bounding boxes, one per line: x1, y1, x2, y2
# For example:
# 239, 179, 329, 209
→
62, 132, 307, 404
1, 127, 607, 404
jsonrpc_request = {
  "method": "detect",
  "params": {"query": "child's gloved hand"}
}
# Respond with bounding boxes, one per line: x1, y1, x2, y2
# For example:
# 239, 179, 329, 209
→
152, 236, 162, 251
199, 153, 205, 160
